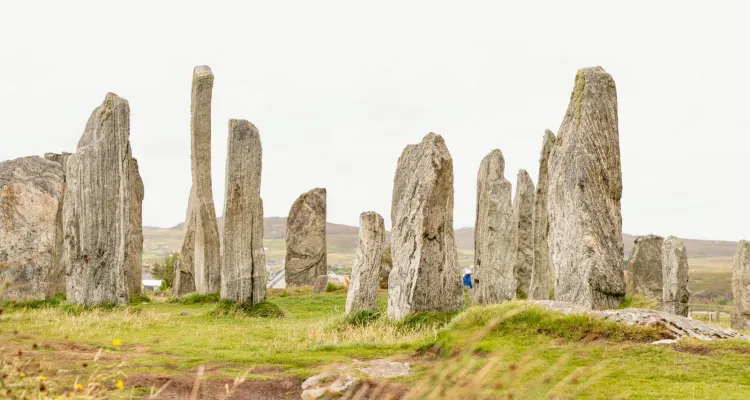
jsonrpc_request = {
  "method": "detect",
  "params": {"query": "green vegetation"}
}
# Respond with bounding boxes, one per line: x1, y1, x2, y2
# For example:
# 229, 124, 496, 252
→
2, 292, 750, 398
150, 253, 179, 289
617, 293, 659, 310
325, 281, 347, 292
166, 292, 219, 305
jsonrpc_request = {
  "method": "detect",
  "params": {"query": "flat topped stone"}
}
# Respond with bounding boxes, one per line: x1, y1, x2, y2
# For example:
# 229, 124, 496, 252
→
285, 188, 327, 287
626, 234, 664, 302
732, 241, 750, 330
662, 236, 690, 316
345, 211, 385, 314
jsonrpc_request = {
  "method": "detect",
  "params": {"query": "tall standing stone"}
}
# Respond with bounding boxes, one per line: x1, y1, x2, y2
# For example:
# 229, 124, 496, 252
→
174, 189, 196, 295
346, 212, 385, 315
472, 149, 517, 305
731, 241, 750, 330
529, 130, 556, 300
662, 236, 689, 316
513, 169, 535, 298
625, 235, 664, 302
388, 133, 463, 320
63, 93, 144, 305
179, 65, 221, 294
0, 156, 65, 300
285, 188, 327, 286
547, 66, 625, 310
221, 120, 266, 304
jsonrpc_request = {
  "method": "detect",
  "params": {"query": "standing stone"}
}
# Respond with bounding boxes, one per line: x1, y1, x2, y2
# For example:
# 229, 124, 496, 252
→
221, 119, 266, 304
174, 189, 197, 295
346, 212, 385, 314
472, 149, 517, 305
547, 67, 625, 310
662, 236, 690, 316
285, 188, 327, 286
313, 275, 328, 294
63, 93, 144, 305
388, 133, 463, 320
0, 156, 65, 300
625, 235, 664, 302
529, 130, 556, 300
513, 169, 535, 298
731, 241, 750, 330
180, 65, 221, 294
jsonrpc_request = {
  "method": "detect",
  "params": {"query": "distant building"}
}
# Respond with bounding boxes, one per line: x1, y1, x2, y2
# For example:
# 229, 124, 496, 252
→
142, 279, 162, 291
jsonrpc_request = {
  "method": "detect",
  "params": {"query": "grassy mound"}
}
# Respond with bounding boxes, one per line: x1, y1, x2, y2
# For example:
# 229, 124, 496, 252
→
0, 293, 66, 310
209, 300, 286, 318
167, 292, 220, 305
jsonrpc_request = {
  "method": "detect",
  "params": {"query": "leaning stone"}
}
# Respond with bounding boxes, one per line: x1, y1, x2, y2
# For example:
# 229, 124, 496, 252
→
529, 130, 556, 300
388, 133, 463, 319
472, 149, 516, 304
662, 236, 690, 316
731, 241, 750, 330
285, 188, 327, 287
345, 212, 385, 314
313, 275, 328, 294
513, 169, 535, 298
626, 235, 664, 302
0, 156, 66, 300
547, 67, 625, 309
220, 119, 265, 304
63, 93, 143, 305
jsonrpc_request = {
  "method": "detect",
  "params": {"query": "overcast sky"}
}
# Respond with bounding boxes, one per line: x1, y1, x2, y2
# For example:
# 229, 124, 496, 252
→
1, 1, 748, 241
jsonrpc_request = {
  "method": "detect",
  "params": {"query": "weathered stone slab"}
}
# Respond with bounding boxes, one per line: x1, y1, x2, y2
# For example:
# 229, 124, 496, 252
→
63, 93, 143, 305
179, 65, 221, 295
731, 241, 750, 330
662, 236, 690, 316
221, 119, 265, 304
174, 189, 196, 295
513, 169, 535, 298
472, 149, 516, 305
626, 234, 664, 302
529, 130, 556, 300
388, 133, 463, 319
547, 67, 625, 309
0, 156, 65, 300
285, 188, 327, 286
313, 275, 328, 294
346, 211, 385, 314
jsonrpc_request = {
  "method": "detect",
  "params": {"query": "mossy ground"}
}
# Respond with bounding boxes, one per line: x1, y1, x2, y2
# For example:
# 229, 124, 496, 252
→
1, 292, 749, 399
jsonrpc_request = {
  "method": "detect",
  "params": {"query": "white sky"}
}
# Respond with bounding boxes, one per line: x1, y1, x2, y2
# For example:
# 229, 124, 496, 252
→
1, 1, 748, 241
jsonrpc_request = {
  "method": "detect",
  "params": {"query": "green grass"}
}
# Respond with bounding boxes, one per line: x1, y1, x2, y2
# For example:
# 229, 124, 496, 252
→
166, 292, 220, 304
2, 294, 750, 398
617, 293, 659, 310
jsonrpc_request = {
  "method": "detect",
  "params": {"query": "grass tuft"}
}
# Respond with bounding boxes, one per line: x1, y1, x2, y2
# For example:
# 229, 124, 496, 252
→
343, 310, 381, 327
325, 282, 347, 292
0, 293, 66, 310
618, 293, 659, 310
130, 294, 151, 305
167, 292, 220, 305
267, 286, 313, 298
397, 311, 458, 330
209, 300, 286, 318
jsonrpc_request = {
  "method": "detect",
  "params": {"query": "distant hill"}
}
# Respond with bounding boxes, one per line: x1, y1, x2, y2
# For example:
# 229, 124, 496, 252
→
147, 219, 738, 259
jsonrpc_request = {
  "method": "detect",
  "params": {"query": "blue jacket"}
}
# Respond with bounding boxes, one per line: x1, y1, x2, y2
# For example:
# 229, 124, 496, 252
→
462, 273, 473, 289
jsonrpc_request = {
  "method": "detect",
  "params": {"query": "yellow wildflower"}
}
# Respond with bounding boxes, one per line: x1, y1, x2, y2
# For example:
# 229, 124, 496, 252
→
112, 338, 122, 346
39, 375, 47, 381
116, 379, 124, 390
19, 372, 26, 378
75, 383, 83, 391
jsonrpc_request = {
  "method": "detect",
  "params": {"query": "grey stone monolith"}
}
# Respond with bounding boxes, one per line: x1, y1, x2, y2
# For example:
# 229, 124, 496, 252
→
513, 169, 535, 298
529, 130, 556, 300
285, 188, 327, 286
662, 236, 690, 316
346, 212, 385, 314
626, 235, 664, 303
731, 241, 750, 329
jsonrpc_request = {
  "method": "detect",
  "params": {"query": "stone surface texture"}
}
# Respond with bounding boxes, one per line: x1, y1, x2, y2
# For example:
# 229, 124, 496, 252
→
625, 235, 664, 302
345, 211, 385, 314
285, 188, 327, 286
547, 66, 625, 309
731, 241, 750, 329
0, 156, 66, 300
388, 133, 463, 320
662, 236, 690, 316
174, 190, 197, 295
220, 119, 265, 304
531, 300, 748, 342
472, 149, 517, 305
513, 169, 535, 297
312, 275, 328, 294
529, 130, 556, 300
180, 65, 221, 294
62, 93, 143, 305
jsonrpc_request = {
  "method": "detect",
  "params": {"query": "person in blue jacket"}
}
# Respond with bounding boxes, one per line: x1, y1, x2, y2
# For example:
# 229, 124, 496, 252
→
462, 267, 473, 289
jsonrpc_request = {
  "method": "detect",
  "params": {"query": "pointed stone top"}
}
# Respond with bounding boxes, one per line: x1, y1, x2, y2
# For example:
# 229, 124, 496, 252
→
544, 129, 555, 139
482, 149, 505, 175
517, 169, 531, 181
228, 119, 260, 140
193, 65, 213, 78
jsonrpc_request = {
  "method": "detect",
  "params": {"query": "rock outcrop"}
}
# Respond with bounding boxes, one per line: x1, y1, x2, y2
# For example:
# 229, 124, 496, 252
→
220, 119, 265, 304
731, 241, 750, 330
472, 149, 516, 305
547, 67, 625, 309
662, 236, 689, 316
63, 93, 144, 305
529, 130, 556, 300
626, 235, 664, 302
285, 188, 327, 286
513, 169, 535, 298
345, 211, 385, 314
388, 133, 463, 320
0, 156, 66, 300
180, 65, 221, 294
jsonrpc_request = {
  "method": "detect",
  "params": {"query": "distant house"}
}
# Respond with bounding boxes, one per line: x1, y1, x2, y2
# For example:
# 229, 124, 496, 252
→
142, 279, 162, 291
